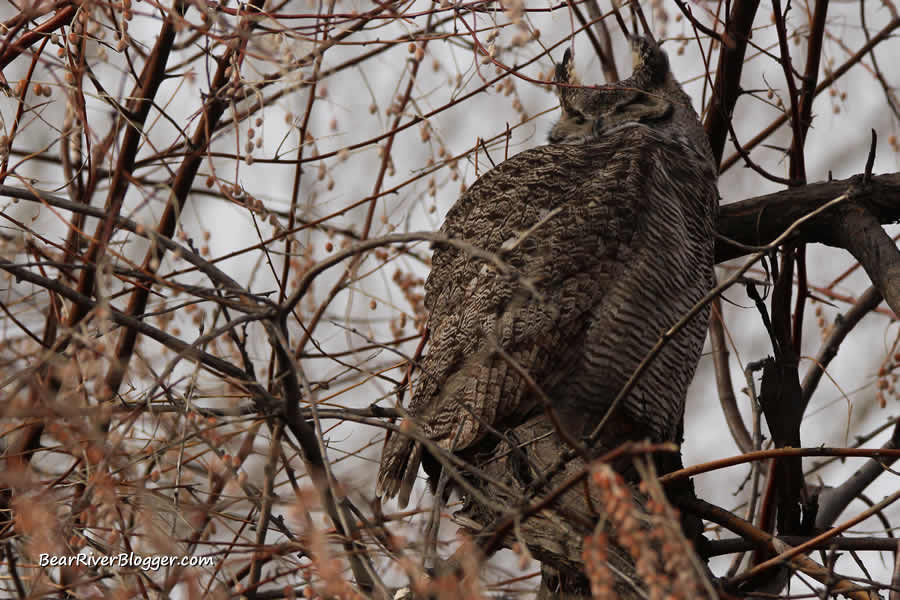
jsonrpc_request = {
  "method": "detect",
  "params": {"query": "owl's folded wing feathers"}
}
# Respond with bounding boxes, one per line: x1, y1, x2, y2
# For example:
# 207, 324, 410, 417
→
376, 138, 645, 506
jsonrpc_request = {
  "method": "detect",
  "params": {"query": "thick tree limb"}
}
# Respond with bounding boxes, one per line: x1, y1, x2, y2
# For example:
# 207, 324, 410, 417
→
831, 203, 900, 317
716, 172, 900, 263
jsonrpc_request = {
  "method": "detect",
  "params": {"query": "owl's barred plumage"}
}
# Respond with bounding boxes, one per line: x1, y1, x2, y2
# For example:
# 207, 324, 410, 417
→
377, 37, 718, 507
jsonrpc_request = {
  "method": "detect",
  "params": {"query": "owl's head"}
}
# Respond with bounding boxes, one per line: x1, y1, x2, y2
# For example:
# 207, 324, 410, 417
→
548, 36, 702, 148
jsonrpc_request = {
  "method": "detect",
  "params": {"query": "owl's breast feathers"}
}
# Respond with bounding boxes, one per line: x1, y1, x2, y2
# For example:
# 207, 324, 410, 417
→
377, 126, 717, 506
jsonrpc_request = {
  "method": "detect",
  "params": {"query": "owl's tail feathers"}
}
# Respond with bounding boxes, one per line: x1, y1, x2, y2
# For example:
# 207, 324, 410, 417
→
376, 431, 423, 509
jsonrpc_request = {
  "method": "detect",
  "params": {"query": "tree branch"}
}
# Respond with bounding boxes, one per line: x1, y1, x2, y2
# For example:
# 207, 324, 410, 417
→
716, 171, 900, 265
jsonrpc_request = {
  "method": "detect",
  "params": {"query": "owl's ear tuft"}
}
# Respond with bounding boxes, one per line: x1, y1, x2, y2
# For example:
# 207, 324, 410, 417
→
554, 48, 580, 87
628, 35, 670, 86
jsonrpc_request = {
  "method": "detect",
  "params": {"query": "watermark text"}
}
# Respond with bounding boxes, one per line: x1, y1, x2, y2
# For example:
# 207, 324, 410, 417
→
38, 552, 214, 571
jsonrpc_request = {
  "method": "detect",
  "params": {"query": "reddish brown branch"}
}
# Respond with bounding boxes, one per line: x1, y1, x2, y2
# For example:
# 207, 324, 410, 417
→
104, 0, 265, 399
661, 446, 900, 483
0, 3, 76, 73
68, 3, 185, 327
680, 497, 881, 600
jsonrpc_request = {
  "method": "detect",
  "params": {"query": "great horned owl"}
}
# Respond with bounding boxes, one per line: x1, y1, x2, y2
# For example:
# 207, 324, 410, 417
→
378, 36, 718, 508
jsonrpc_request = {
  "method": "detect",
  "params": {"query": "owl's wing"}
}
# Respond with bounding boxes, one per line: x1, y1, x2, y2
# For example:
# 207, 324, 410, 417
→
378, 139, 640, 506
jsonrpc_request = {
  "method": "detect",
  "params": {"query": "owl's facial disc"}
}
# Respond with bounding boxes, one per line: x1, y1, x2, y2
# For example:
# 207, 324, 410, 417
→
614, 91, 673, 122
549, 40, 675, 145
591, 92, 673, 136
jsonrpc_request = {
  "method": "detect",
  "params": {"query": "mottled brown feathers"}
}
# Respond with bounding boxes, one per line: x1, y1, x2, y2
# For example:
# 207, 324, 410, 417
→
377, 37, 718, 507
